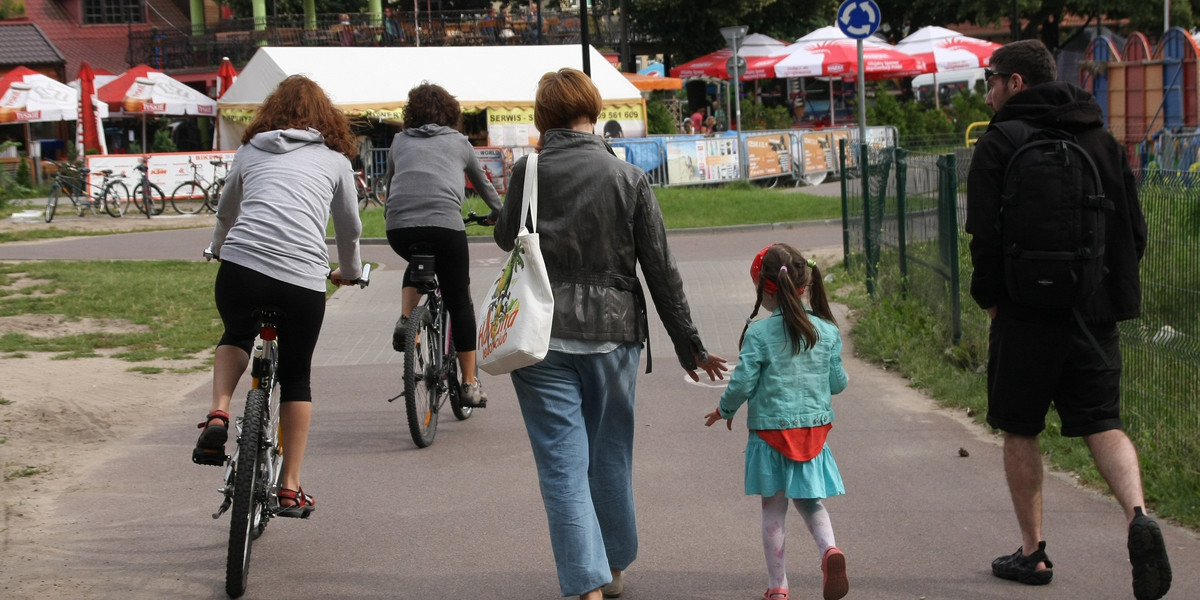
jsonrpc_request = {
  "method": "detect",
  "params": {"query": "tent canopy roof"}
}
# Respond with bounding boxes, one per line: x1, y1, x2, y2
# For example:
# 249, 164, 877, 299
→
220, 45, 643, 116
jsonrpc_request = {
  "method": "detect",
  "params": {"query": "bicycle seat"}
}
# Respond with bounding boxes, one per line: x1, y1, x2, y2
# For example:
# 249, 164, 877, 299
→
100, 169, 113, 176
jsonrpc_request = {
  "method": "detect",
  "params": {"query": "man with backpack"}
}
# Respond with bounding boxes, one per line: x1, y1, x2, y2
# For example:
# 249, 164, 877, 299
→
965, 39, 1170, 600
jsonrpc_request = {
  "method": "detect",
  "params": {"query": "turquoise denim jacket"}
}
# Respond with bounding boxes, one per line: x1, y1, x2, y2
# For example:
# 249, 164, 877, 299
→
717, 309, 848, 430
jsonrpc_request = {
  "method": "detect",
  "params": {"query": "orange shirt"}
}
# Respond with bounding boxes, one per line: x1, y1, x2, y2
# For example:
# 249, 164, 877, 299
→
756, 423, 832, 462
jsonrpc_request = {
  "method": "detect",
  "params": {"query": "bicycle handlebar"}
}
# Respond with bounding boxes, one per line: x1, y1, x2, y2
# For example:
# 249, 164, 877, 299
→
203, 246, 370, 288
464, 211, 494, 226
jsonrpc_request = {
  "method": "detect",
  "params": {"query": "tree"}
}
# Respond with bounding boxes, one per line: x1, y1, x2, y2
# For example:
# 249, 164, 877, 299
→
873, 0, 1195, 51
626, 0, 833, 66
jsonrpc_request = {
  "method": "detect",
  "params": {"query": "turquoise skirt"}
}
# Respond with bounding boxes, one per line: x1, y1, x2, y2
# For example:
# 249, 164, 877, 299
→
743, 432, 846, 499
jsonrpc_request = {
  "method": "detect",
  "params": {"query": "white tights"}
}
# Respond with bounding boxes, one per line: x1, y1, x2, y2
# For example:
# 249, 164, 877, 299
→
761, 493, 836, 590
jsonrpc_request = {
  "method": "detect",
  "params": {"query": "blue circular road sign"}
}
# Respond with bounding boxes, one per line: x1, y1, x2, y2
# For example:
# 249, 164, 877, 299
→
837, 0, 881, 39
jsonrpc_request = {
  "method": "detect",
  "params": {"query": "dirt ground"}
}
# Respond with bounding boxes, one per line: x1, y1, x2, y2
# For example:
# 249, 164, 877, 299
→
0, 209, 216, 568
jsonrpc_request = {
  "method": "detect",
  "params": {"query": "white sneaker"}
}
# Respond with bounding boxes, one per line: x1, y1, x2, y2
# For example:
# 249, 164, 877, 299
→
462, 381, 487, 408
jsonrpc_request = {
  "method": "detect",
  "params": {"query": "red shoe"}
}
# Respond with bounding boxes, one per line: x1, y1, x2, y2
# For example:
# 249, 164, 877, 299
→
822, 547, 849, 600
276, 487, 316, 519
763, 588, 788, 600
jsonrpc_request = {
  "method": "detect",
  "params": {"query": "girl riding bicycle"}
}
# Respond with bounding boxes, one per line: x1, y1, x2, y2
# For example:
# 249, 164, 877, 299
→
194, 74, 363, 518
382, 82, 502, 408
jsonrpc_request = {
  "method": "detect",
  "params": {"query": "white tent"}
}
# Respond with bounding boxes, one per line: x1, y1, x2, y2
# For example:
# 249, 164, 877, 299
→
217, 45, 646, 149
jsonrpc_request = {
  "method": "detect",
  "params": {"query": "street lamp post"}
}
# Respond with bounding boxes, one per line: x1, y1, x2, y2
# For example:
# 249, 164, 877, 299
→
720, 25, 748, 134
715, 24, 744, 181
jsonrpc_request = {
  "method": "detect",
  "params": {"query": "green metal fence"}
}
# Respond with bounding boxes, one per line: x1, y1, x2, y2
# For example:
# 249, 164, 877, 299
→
843, 141, 1199, 492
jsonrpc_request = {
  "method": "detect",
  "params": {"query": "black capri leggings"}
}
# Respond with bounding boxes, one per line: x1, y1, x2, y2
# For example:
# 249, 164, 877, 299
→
386, 226, 476, 352
215, 260, 326, 403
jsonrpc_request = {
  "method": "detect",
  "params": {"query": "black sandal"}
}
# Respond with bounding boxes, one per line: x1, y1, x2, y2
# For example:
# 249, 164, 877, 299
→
192, 410, 229, 466
276, 487, 316, 519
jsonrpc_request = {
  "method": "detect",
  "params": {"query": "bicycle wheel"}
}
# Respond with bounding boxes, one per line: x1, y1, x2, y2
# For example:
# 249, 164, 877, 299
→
371, 175, 387, 207
206, 180, 224, 212
170, 180, 208, 215
226, 388, 266, 598
403, 306, 440, 448
132, 182, 166, 218
45, 183, 60, 223
103, 182, 130, 217
447, 336, 473, 421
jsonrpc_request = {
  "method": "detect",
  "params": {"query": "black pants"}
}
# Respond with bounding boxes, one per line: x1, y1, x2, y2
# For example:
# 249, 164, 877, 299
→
386, 227, 476, 352
214, 261, 326, 402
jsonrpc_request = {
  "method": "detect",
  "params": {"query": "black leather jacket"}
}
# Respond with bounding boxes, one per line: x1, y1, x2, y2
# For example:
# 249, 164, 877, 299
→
494, 128, 707, 371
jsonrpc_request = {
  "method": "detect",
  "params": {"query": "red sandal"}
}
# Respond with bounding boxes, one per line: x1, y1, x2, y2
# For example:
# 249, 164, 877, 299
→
763, 588, 788, 600
192, 410, 230, 466
277, 487, 316, 519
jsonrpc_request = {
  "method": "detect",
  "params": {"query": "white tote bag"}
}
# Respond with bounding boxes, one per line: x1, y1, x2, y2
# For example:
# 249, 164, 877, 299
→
476, 153, 554, 375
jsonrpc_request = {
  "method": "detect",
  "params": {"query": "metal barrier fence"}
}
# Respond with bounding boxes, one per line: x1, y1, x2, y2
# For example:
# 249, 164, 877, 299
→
844, 141, 1200, 486
364, 128, 899, 196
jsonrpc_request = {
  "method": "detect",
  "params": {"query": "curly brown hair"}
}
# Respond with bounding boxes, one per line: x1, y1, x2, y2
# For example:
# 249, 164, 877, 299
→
241, 75, 357, 160
402, 82, 462, 130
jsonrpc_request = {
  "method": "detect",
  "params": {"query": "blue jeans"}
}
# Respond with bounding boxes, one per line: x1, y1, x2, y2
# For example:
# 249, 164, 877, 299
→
511, 344, 641, 596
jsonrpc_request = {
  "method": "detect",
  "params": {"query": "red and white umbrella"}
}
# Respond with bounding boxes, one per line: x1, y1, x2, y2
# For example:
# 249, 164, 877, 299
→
895, 26, 1001, 73
771, 39, 925, 80
76, 62, 108, 155
670, 33, 787, 81
216, 57, 238, 99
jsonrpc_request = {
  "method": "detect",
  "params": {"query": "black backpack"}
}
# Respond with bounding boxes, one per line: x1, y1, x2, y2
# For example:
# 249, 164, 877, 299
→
993, 120, 1113, 308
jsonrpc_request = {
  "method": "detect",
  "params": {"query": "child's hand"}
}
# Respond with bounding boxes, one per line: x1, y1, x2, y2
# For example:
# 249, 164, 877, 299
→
704, 408, 732, 430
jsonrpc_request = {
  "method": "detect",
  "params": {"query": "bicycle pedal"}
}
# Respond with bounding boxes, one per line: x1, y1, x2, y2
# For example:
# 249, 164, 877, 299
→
192, 447, 226, 466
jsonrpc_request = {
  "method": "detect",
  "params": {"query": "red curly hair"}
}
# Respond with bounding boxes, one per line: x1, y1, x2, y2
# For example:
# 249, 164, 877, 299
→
241, 75, 357, 160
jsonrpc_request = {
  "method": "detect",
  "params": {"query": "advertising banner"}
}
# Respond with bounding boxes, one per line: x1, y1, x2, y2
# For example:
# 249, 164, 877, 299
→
664, 137, 739, 185
85, 151, 236, 197
471, 147, 507, 195
487, 104, 647, 147
800, 132, 832, 175
744, 133, 793, 179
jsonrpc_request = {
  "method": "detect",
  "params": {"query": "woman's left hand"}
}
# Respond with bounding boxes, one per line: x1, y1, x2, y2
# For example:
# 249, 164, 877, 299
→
704, 408, 732, 430
687, 351, 728, 382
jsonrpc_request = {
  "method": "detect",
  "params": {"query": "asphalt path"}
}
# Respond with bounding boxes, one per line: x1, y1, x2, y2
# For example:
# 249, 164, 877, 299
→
2, 224, 1197, 600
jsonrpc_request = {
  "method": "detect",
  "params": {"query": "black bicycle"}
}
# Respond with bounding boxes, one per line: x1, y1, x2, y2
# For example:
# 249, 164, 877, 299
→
130, 157, 167, 218
44, 162, 129, 222
195, 248, 370, 598
389, 212, 490, 448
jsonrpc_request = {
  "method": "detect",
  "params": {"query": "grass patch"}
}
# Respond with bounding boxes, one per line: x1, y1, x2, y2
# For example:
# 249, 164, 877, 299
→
4, 466, 43, 481
0, 261, 222, 364
0, 397, 11, 405
347, 184, 842, 238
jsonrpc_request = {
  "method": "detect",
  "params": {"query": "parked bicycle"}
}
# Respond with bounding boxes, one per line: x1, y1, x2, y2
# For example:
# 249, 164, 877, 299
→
195, 247, 370, 598
355, 168, 384, 210
171, 157, 231, 214
389, 212, 490, 448
44, 161, 130, 222
130, 157, 167, 218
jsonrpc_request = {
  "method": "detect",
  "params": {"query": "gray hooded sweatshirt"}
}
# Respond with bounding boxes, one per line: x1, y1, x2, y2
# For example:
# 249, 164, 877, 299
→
212, 128, 362, 291
382, 124, 502, 231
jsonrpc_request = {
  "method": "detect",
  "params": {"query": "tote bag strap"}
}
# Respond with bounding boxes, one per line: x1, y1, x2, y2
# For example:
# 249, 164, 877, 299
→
520, 153, 539, 234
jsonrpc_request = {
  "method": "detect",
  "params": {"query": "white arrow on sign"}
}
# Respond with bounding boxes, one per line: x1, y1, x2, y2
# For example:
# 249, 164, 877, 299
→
839, 1, 877, 36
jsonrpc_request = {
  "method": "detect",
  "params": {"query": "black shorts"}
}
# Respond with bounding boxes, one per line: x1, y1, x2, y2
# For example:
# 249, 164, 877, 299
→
985, 313, 1123, 437
214, 261, 326, 403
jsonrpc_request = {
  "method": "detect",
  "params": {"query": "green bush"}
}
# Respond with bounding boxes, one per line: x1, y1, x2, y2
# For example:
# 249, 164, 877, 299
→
15, 154, 31, 188
646, 96, 677, 135
740, 97, 792, 131
152, 125, 177, 153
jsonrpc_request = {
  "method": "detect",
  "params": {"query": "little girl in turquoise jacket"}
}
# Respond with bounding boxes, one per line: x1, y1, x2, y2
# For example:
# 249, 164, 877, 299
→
705, 242, 849, 600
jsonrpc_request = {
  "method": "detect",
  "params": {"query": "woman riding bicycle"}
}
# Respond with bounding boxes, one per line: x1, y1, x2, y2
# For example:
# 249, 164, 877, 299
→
194, 74, 363, 518
382, 82, 502, 408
